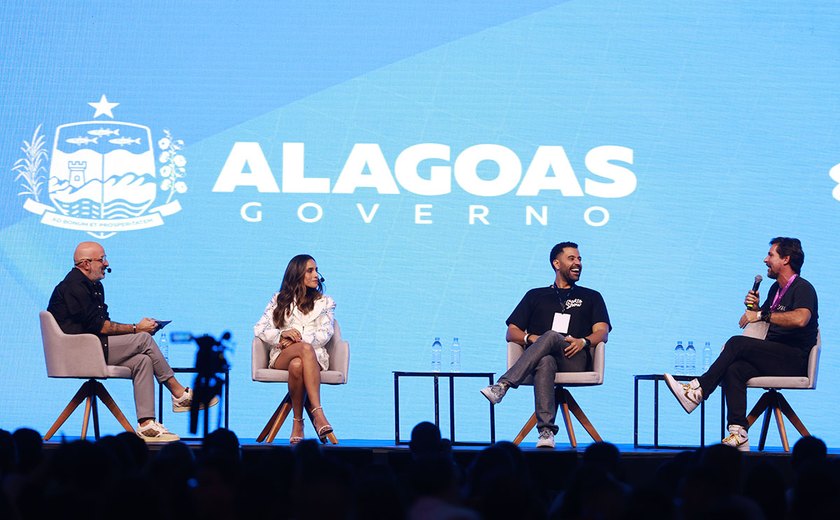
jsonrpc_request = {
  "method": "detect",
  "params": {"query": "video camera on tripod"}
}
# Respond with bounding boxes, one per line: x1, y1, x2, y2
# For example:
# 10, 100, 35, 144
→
170, 330, 232, 435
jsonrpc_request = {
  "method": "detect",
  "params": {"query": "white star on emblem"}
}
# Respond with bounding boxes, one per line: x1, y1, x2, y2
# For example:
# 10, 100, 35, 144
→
88, 94, 120, 119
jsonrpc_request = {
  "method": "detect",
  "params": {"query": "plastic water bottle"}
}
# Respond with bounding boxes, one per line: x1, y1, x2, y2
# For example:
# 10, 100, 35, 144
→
703, 341, 713, 372
674, 341, 685, 374
431, 337, 442, 372
159, 332, 169, 361
685, 340, 696, 375
450, 337, 461, 372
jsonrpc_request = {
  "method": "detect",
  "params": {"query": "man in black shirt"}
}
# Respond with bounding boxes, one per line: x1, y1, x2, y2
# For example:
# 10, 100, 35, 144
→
47, 241, 217, 442
665, 237, 818, 451
481, 242, 611, 448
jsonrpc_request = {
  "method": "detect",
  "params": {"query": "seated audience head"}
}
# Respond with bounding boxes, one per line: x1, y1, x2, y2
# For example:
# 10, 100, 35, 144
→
0, 429, 15, 475
115, 430, 150, 469
743, 461, 786, 520
202, 427, 241, 464
699, 443, 743, 483
583, 441, 623, 480
409, 421, 448, 460
792, 435, 826, 472
12, 427, 43, 474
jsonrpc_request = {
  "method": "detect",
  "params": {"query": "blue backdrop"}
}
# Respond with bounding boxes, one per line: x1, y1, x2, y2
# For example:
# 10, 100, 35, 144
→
1, 1, 838, 447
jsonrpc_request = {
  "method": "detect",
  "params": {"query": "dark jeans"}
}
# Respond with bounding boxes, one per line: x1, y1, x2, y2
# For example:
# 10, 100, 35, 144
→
698, 335, 808, 428
499, 330, 589, 435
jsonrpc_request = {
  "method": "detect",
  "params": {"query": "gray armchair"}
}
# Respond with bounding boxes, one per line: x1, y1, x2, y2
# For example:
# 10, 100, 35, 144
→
40, 310, 135, 440
743, 324, 821, 452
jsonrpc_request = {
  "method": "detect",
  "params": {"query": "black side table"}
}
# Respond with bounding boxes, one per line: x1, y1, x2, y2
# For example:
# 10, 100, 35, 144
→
634, 374, 724, 449
393, 371, 495, 446
158, 367, 230, 436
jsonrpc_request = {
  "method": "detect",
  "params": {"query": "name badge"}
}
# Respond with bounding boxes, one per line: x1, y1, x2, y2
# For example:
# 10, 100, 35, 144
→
552, 313, 570, 334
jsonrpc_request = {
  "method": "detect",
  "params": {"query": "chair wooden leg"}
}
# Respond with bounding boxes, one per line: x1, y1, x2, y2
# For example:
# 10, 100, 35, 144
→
43, 380, 94, 441
559, 400, 577, 448
776, 393, 809, 437
92, 380, 136, 435
256, 403, 283, 442
772, 403, 790, 452
512, 413, 538, 446
257, 393, 292, 443
81, 395, 92, 440
563, 389, 602, 444
554, 387, 576, 447
512, 388, 602, 448
46, 380, 96, 440
749, 390, 807, 452
746, 391, 772, 428
267, 401, 293, 443
44, 380, 134, 441
257, 393, 289, 442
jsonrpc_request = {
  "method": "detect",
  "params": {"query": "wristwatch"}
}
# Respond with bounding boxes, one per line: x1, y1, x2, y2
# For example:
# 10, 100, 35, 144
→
762, 310, 772, 323
582, 337, 591, 349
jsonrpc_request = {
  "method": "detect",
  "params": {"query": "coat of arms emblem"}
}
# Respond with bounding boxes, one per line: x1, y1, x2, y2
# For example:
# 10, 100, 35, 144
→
13, 95, 187, 238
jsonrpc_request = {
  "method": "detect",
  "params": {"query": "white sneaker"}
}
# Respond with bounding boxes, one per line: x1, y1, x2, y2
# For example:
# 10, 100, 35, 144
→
480, 383, 508, 405
664, 374, 702, 414
136, 420, 180, 443
536, 430, 555, 449
722, 424, 750, 452
172, 387, 220, 413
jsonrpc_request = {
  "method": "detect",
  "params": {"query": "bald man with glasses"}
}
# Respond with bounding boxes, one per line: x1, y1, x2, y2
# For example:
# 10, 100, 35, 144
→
47, 241, 217, 442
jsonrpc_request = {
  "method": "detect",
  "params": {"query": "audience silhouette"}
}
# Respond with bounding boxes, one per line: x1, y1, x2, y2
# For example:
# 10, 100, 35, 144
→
0, 425, 835, 520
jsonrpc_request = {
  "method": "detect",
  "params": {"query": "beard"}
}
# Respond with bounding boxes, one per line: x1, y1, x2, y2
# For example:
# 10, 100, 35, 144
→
560, 267, 580, 284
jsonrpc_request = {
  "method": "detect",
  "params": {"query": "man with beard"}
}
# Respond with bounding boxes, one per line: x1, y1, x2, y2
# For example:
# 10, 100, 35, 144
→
664, 237, 818, 451
47, 241, 218, 442
481, 242, 611, 449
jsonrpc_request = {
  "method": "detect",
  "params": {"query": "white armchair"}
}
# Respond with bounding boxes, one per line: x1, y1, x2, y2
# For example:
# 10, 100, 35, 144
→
251, 320, 349, 444
507, 340, 605, 448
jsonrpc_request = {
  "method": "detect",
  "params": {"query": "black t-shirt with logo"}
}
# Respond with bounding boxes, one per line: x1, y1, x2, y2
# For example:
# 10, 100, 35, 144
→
761, 275, 819, 351
506, 284, 612, 339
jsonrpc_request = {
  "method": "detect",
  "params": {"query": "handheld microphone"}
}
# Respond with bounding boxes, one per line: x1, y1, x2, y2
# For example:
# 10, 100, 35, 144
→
105, 267, 112, 273
746, 274, 762, 310
319, 275, 325, 283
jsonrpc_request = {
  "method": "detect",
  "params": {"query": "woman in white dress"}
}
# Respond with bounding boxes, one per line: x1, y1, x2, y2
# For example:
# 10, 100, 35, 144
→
254, 254, 335, 443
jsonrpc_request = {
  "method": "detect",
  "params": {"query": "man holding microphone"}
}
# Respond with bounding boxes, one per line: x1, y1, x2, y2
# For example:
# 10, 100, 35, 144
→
664, 237, 819, 451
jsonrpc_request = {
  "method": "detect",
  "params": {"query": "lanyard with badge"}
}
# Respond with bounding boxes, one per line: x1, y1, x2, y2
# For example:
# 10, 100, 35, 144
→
550, 284, 574, 334
769, 274, 797, 311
